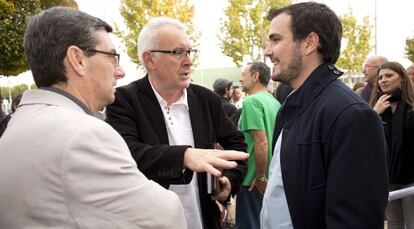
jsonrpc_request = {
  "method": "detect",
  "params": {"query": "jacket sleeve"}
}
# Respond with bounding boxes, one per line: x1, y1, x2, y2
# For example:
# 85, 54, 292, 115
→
105, 89, 192, 185
63, 121, 186, 229
324, 104, 388, 228
214, 96, 248, 196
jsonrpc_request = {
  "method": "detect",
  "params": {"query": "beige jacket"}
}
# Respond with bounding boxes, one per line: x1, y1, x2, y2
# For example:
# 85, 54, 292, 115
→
0, 89, 186, 229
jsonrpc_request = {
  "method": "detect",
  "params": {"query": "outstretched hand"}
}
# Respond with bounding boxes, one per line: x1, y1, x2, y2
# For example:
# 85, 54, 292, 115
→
183, 148, 248, 176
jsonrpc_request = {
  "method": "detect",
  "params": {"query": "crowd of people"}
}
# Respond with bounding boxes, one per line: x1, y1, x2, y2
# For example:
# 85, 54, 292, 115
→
0, 2, 413, 229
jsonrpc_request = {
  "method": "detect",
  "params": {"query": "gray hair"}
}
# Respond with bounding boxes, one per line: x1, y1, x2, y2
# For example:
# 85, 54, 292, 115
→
137, 17, 187, 68
24, 7, 112, 87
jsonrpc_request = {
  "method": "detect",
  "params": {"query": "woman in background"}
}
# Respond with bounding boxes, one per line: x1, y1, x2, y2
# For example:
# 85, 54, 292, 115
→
370, 61, 414, 229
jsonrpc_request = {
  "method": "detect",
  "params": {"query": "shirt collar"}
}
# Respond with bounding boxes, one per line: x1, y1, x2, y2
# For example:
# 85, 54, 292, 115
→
149, 80, 189, 109
41, 87, 94, 115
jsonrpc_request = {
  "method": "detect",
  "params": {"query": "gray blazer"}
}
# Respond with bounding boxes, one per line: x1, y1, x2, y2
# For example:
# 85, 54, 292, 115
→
0, 89, 186, 229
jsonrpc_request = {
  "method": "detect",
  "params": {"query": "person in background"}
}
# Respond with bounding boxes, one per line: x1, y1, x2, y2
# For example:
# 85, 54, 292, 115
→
105, 17, 248, 229
261, 2, 388, 228
407, 64, 414, 87
1, 94, 22, 127
236, 62, 280, 229
369, 61, 414, 229
272, 82, 293, 104
361, 55, 388, 102
231, 85, 244, 109
213, 78, 237, 117
0, 100, 5, 137
0, 7, 186, 228
352, 82, 365, 96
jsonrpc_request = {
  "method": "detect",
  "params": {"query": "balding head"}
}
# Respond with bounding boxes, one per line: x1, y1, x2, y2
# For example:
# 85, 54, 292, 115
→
362, 55, 388, 84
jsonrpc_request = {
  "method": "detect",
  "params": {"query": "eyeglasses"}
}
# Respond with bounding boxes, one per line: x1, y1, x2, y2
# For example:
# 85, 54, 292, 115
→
364, 64, 379, 69
82, 48, 120, 65
149, 48, 198, 59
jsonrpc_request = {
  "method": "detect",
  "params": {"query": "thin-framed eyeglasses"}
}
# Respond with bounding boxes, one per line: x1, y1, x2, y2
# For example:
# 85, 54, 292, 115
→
82, 48, 120, 65
364, 64, 379, 69
149, 48, 198, 58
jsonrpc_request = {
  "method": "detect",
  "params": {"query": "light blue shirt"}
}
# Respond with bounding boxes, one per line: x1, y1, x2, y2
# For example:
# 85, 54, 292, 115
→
260, 132, 293, 229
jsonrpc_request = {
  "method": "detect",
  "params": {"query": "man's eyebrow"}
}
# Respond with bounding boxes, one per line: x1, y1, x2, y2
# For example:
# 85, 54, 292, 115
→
268, 33, 280, 40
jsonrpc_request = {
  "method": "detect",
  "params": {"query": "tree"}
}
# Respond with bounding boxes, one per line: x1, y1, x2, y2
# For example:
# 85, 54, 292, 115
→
1, 83, 36, 100
116, 0, 199, 65
336, 8, 372, 79
40, 0, 77, 9
219, 0, 291, 67
0, 0, 77, 77
405, 37, 414, 63
0, 0, 39, 76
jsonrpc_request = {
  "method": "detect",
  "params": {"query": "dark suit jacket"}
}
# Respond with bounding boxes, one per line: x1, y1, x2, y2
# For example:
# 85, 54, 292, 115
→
272, 64, 388, 229
106, 76, 247, 229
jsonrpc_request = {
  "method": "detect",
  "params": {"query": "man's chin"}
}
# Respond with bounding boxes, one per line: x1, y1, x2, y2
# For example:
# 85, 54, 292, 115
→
272, 74, 289, 85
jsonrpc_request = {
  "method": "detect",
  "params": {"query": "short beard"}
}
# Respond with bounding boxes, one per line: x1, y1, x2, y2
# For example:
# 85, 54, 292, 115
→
272, 44, 302, 85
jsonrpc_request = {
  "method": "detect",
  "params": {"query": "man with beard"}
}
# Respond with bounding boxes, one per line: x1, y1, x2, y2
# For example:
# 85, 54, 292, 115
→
260, 2, 389, 229
236, 62, 280, 229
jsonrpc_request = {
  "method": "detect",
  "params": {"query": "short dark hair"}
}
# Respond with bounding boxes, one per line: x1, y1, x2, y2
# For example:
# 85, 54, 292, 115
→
268, 2, 342, 64
248, 62, 271, 86
24, 7, 112, 87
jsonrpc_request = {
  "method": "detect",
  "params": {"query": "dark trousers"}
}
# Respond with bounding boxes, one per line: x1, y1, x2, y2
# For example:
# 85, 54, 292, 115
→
236, 186, 263, 229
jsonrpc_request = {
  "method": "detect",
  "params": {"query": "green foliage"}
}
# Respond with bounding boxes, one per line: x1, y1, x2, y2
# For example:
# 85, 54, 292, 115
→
0, 0, 77, 77
0, 0, 39, 76
40, 0, 77, 10
405, 37, 414, 63
116, 0, 199, 65
0, 83, 36, 99
219, 0, 291, 67
336, 8, 372, 75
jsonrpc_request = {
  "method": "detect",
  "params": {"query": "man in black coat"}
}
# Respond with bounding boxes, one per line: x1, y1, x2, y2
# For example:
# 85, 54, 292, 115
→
212, 78, 237, 117
105, 17, 248, 229
260, 2, 389, 229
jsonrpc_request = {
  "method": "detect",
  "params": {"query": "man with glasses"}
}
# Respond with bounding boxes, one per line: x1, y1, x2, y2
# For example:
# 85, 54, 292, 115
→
361, 55, 388, 102
0, 7, 187, 228
106, 17, 248, 229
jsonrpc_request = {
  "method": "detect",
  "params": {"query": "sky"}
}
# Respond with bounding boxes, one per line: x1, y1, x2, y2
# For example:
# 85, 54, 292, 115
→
2, 0, 414, 87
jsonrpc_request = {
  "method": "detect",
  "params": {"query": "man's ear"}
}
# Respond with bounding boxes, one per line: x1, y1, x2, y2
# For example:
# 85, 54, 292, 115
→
143, 52, 156, 70
303, 32, 320, 56
252, 71, 260, 82
66, 45, 87, 76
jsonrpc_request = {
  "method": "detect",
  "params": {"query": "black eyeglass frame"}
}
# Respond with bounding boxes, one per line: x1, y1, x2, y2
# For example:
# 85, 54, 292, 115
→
82, 48, 120, 65
149, 48, 198, 58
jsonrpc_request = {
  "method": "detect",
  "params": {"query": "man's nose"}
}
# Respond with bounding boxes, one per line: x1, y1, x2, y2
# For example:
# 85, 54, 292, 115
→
115, 65, 125, 79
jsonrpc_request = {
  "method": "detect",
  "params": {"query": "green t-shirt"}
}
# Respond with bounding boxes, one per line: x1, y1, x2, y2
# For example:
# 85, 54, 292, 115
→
238, 91, 281, 186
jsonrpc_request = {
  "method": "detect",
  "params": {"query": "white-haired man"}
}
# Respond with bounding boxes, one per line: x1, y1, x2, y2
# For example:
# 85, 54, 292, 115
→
106, 17, 248, 229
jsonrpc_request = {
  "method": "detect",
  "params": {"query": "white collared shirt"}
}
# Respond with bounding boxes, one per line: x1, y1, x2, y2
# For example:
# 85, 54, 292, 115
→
150, 82, 203, 229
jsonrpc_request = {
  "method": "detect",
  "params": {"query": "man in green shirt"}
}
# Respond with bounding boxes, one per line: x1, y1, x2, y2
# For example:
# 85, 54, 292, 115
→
236, 62, 281, 229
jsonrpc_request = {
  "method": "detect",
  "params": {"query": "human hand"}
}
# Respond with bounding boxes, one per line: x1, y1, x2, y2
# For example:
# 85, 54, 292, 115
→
373, 94, 391, 114
248, 177, 267, 195
183, 148, 248, 177
211, 176, 231, 202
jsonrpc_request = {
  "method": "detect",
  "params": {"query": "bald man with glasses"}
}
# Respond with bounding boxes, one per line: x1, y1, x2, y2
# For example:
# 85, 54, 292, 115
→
105, 17, 248, 229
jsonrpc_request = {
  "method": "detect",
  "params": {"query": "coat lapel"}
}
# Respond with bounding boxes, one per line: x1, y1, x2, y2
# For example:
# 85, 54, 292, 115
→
187, 86, 207, 148
137, 76, 169, 144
